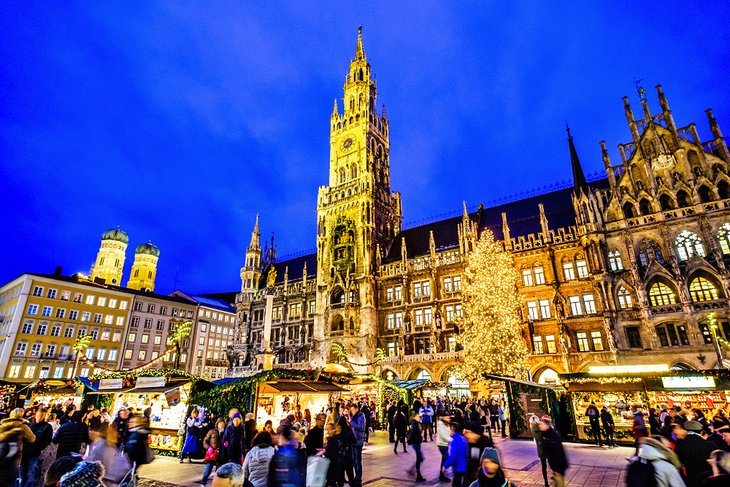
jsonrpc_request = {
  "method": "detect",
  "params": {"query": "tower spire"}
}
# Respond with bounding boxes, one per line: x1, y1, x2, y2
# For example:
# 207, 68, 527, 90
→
355, 25, 365, 61
248, 213, 261, 251
567, 126, 589, 195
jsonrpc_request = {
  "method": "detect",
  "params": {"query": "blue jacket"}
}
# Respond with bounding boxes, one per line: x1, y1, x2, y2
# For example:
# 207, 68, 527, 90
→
443, 432, 468, 473
349, 411, 366, 446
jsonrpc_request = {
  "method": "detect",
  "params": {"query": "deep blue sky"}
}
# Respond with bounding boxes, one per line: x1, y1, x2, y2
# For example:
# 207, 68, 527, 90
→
2, 1, 729, 294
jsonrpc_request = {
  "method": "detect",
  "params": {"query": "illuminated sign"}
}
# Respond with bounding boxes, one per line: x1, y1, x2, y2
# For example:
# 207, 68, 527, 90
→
136, 376, 166, 388
98, 378, 123, 390
588, 364, 669, 374
661, 376, 716, 389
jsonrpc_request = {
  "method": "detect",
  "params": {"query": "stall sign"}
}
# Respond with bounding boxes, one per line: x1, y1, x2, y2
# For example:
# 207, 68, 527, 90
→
98, 379, 123, 391
136, 376, 166, 388
661, 376, 716, 389
588, 364, 669, 374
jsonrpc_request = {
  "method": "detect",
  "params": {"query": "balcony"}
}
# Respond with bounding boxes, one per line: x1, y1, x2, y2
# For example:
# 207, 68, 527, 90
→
382, 351, 463, 364
649, 304, 685, 315
692, 299, 728, 311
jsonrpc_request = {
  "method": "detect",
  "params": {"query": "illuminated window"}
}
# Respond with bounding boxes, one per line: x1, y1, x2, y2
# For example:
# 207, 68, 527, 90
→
387, 342, 397, 357
583, 294, 597, 314
575, 259, 589, 278
138, 350, 146, 361
591, 331, 604, 351
128, 332, 137, 342
617, 287, 633, 309
124, 350, 133, 360
656, 323, 689, 347
97, 297, 106, 307
675, 230, 705, 261
527, 301, 539, 321
717, 223, 730, 254
539, 299, 551, 319
563, 262, 576, 281
576, 332, 590, 352
637, 239, 664, 267
568, 296, 582, 316
608, 250, 623, 271
522, 269, 533, 287
9, 365, 21, 378
545, 335, 557, 354
649, 282, 676, 306
141, 334, 149, 344
534, 265, 545, 284
413, 281, 431, 298
689, 277, 719, 302
532, 336, 544, 354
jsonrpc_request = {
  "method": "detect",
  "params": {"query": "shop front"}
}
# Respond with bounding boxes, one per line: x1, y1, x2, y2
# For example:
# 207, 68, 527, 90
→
28, 379, 84, 409
254, 379, 346, 428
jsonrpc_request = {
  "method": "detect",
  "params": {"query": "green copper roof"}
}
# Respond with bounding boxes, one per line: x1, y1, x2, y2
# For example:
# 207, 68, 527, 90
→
101, 228, 129, 244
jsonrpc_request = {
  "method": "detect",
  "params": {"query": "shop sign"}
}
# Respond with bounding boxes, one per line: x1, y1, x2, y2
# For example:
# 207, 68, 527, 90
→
98, 378, 123, 390
136, 376, 166, 388
588, 364, 669, 374
661, 376, 716, 389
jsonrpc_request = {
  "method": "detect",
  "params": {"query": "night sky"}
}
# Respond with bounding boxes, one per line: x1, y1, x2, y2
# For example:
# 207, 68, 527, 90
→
2, 2, 729, 295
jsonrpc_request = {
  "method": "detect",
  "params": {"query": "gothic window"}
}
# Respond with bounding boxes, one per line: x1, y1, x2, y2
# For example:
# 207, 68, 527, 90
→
608, 250, 623, 271
637, 239, 664, 267
331, 288, 345, 305
675, 230, 705, 261
623, 202, 636, 219
717, 223, 730, 254
655, 323, 690, 347
330, 315, 344, 333
617, 286, 633, 309
676, 190, 691, 208
718, 181, 730, 200
639, 198, 652, 216
698, 185, 713, 203
659, 194, 673, 211
688, 277, 719, 302
648, 282, 677, 306
687, 150, 700, 168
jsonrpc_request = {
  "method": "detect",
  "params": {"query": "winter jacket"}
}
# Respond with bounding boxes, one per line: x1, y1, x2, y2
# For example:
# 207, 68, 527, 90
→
349, 411, 366, 446
268, 443, 306, 487
637, 437, 685, 487
203, 427, 221, 451
304, 425, 324, 456
437, 419, 452, 447
675, 432, 715, 487
0, 417, 35, 479
407, 419, 423, 445
221, 423, 244, 464
600, 410, 614, 430
125, 425, 153, 466
52, 420, 89, 459
443, 431, 468, 473
324, 433, 344, 483
394, 412, 408, 437
530, 423, 544, 459
540, 427, 568, 474
244, 419, 257, 452
242, 443, 275, 487
419, 405, 434, 424
25, 420, 53, 458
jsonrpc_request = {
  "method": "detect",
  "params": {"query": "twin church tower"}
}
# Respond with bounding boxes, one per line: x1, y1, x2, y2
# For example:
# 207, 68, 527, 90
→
89, 228, 160, 292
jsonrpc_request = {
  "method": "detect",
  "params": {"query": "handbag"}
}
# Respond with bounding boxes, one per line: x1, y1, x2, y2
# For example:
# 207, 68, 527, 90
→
204, 446, 219, 463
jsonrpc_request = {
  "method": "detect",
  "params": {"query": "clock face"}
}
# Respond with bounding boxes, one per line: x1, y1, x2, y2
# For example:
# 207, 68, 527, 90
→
341, 137, 354, 151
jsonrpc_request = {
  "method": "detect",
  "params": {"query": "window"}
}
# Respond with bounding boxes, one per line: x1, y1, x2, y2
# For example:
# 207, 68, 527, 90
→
112, 331, 121, 341
569, 296, 582, 316
134, 302, 143, 312
60, 290, 71, 301
119, 301, 128, 310
394, 312, 403, 328
534, 266, 545, 285
55, 308, 66, 319
545, 335, 557, 354
27, 304, 39, 315
8, 365, 21, 378
309, 300, 316, 314
144, 318, 152, 329
591, 331, 604, 351
128, 332, 137, 343
141, 334, 149, 344
45, 344, 56, 357
81, 311, 91, 322
15, 342, 27, 355
53, 366, 65, 379
289, 303, 302, 318
37, 324, 47, 335
89, 328, 99, 339
108, 349, 118, 362
124, 350, 133, 360
575, 259, 589, 278
444, 276, 461, 292
527, 301, 539, 321
576, 332, 590, 352
93, 313, 102, 323
138, 350, 146, 361
533, 336, 544, 354
131, 317, 140, 327
154, 335, 162, 345
522, 269, 534, 287
97, 297, 107, 307
39, 366, 50, 378
539, 299, 551, 319
386, 313, 396, 329
22, 322, 33, 334
147, 304, 155, 313
157, 320, 164, 330
77, 326, 87, 337
32, 286, 44, 297
656, 323, 690, 347
68, 310, 78, 320
649, 282, 676, 306
583, 294, 597, 314
24, 365, 37, 379
41, 306, 52, 317
104, 315, 113, 325
30, 342, 42, 356
51, 325, 61, 337
73, 293, 83, 303
717, 223, 730, 255
637, 240, 665, 267
200, 324, 207, 333
109, 299, 118, 309
413, 281, 431, 298
85, 346, 94, 358
272, 307, 282, 321
85, 295, 95, 305
617, 287, 633, 309
101, 329, 110, 341
160, 306, 167, 315
689, 277, 719, 302
675, 230, 705, 261
563, 262, 575, 281
97, 348, 106, 360
387, 341, 397, 357
64, 326, 75, 338
47, 289, 57, 299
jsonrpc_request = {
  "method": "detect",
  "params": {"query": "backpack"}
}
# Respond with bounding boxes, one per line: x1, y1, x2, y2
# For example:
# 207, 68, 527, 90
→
626, 457, 658, 487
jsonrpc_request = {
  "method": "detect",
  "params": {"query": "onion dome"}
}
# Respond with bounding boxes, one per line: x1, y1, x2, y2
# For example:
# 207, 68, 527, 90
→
101, 228, 129, 244
135, 242, 160, 257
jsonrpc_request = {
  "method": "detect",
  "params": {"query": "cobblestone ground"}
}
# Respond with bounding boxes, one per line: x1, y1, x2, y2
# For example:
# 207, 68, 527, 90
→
139, 430, 632, 487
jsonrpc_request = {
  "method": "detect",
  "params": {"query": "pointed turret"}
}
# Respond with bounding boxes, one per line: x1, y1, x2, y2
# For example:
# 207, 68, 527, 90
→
623, 96, 641, 144
539, 204, 550, 240
567, 126, 590, 196
600, 141, 616, 189
707, 108, 730, 162
248, 214, 261, 252
355, 25, 366, 61
501, 212, 512, 248
655, 85, 678, 136
429, 230, 436, 261
331, 98, 340, 120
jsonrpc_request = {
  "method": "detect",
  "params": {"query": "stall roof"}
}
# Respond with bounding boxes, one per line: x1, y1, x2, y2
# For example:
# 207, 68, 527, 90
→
211, 377, 241, 386
127, 379, 191, 394
259, 380, 346, 394
483, 374, 565, 391
392, 379, 432, 391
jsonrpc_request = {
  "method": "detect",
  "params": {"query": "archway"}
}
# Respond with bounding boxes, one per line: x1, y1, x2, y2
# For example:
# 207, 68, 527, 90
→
535, 367, 560, 385
441, 368, 470, 398
381, 369, 398, 381
410, 368, 432, 380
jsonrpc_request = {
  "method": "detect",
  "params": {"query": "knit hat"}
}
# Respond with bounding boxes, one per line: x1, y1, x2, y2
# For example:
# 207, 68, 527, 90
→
480, 447, 502, 466
684, 420, 703, 432
232, 412, 242, 420
60, 461, 105, 487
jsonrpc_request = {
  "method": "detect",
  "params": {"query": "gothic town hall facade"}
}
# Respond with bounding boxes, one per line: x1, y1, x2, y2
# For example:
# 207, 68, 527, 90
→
227, 29, 730, 389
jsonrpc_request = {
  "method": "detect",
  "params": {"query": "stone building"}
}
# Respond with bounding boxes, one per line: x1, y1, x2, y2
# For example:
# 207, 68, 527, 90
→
228, 28, 730, 388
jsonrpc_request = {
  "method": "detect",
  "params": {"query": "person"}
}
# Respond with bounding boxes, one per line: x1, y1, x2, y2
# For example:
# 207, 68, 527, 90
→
304, 413, 325, 457
584, 401, 601, 447
419, 400, 434, 442
393, 405, 408, 454
467, 447, 514, 487
242, 431, 274, 487
407, 411, 426, 482
268, 425, 305, 487
180, 409, 202, 463
436, 415, 452, 483
213, 462, 244, 487
632, 406, 648, 453
630, 435, 685, 487
488, 400, 499, 435
263, 420, 274, 436
675, 420, 715, 487
243, 413, 257, 454
703, 450, 730, 486
53, 411, 89, 459
539, 416, 567, 487
44, 454, 82, 487
443, 421, 468, 487
23, 407, 54, 487
0, 408, 36, 487
649, 408, 662, 435
125, 415, 153, 468
201, 418, 226, 485
386, 401, 397, 444
86, 423, 130, 487
58, 460, 105, 487
111, 409, 129, 451
221, 413, 244, 466
348, 403, 365, 486
528, 415, 548, 487
360, 402, 372, 445
497, 403, 508, 439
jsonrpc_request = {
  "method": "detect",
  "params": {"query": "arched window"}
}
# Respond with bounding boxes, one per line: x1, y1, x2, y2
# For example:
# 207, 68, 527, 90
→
676, 190, 691, 208
639, 198, 652, 215
608, 250, 623, 271
623, 202, 636, 219
687, 150, 701, 168
698, 186, 713, 203
637, 239, 664, 267
689, 277, 719, 302
659, 194, 674, 211
656, 323, 690, 347
413, 369, 431, 380
617, 286, 633, 309
649, 282, 676, 306
719, 181, 730, 200
331, 288, 345, 305
330, 315, 344, 333
675, 230, 705, 261
717, 223, 730, 254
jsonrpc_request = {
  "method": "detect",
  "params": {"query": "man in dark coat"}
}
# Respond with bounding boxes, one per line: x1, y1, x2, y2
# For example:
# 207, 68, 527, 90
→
386, 401, 397, 443
22, 407, 53, 487
584, 402, 601, 446
220, 412, 244, 465
675, 420, 715, 487
539, 416, 568, 487
111, 408, 130, 450
600, 406, 616, 447
303, 413, 325, 457
52, 411, 89, 459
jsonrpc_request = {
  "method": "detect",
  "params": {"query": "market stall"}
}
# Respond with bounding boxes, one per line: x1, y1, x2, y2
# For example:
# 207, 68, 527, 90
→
28, 379, 84, 409
254, 379, 346, 428
0, 381, 22, 410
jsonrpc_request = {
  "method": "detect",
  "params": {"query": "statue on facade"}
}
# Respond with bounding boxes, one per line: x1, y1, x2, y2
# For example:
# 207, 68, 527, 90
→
267, 266, 277, 288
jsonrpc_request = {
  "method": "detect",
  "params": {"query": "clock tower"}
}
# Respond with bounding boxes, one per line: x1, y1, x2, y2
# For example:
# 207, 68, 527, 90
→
313, 26, 402, 370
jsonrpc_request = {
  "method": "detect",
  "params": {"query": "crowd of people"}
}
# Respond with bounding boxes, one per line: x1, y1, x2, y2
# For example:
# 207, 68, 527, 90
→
0, 399, 154, 487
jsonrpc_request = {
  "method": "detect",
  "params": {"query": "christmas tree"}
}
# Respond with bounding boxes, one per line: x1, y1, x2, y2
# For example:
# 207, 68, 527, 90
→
457, 228, 529, 381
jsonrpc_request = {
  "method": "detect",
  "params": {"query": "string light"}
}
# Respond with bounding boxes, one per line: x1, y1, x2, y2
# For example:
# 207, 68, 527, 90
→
456, 229, 529, 382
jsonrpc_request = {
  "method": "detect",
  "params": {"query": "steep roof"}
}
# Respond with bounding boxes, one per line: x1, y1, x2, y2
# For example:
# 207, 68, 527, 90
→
266, 252, 318, 286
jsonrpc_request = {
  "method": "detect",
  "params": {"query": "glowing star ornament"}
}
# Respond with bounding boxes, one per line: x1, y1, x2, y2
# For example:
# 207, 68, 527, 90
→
456, 229, 529, 382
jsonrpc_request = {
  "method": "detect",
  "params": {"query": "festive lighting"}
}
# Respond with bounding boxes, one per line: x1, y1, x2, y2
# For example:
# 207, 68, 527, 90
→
456, 229, 529, 381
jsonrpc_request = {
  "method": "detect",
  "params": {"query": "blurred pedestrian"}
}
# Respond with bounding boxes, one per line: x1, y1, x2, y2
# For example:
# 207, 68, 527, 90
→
213, 462, 243, 487
180, 409, 202, 463
242, 431, 274, 487
201, 418, 226, 485
221, 413, 244, 465
407, 412, 425, 482
529, 415, 548, 487
23, 407, 53, 487
675, 420, 714, 487
53, 411, 89, 459
539, 416, 568, 487
0, 408, 36, 487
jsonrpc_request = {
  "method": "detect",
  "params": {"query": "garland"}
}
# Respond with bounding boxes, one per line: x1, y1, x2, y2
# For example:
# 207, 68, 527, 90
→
331, 343, 386, 367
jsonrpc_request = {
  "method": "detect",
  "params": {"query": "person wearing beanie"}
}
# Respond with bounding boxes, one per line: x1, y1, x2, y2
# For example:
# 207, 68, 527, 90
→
468, 447, 513, 487
221, 413, 244, 465
59, 460, 105, 487
676, 420, 715, 487
539, 417, 567, 487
